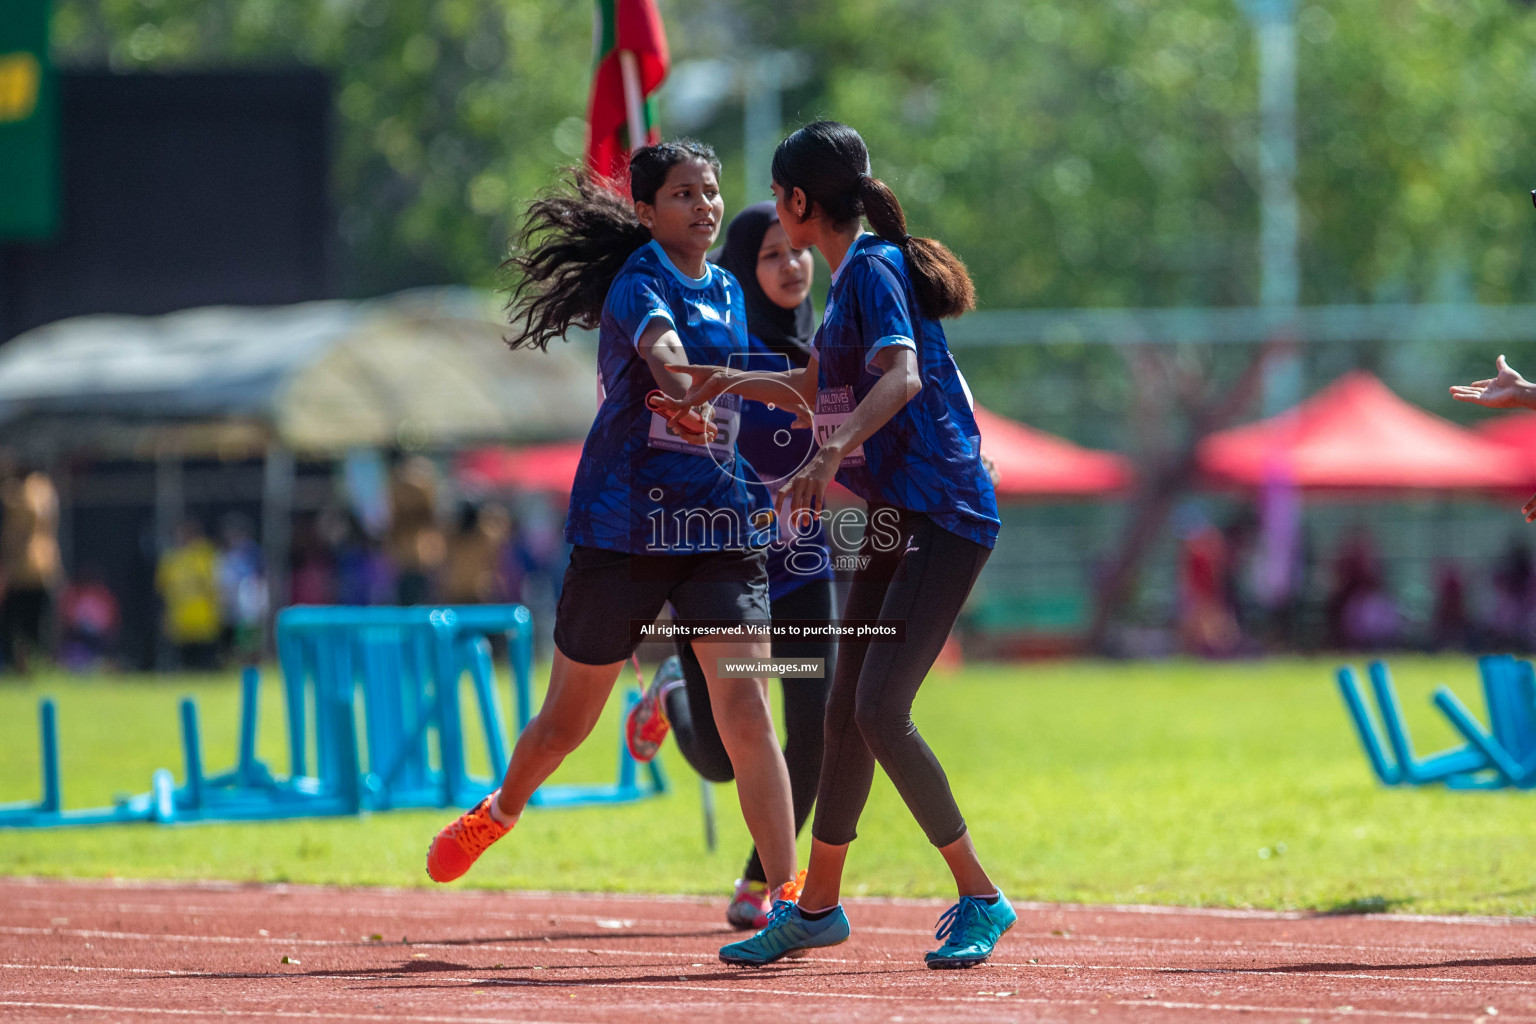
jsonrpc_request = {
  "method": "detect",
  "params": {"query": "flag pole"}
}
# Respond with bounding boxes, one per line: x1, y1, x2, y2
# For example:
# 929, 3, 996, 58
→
618, 49, 647, 153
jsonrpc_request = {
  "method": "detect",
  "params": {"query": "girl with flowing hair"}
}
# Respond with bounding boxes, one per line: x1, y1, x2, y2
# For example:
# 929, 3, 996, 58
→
424, 143, 802, 908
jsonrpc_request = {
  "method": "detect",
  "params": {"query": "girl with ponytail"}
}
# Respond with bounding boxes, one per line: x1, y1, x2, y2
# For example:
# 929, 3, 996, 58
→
665, 121, 1010, 969
624, 202, 837, 933
425, 143, 803, 912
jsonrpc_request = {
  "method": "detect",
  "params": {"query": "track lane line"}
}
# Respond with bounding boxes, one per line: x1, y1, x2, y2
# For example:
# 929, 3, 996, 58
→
0, 1001, 575, 1024
8, 988, 1531, 1023
11, 896, 1533, 962
8, 879, 1534, 929
10, 955, 1536, 998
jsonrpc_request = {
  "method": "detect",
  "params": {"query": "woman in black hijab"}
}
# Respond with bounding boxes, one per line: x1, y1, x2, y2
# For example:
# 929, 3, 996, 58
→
715, 201, 816, 361
626, 202, 838, 930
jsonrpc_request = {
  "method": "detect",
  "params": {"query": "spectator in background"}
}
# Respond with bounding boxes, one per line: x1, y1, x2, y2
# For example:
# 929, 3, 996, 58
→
335, 513, 394, 606
1341, 580, 1402, 650
1174, 503, 1240, 657
1325, 528, 1377, 649
59, 565, 120, 671
516, 493, 568, 601
288, 515, 336, 606
1221, 509, 1258, 646
387, 456, 445, 605
218, 513, 267, 664
1485, 538, 1535, 652
0, 465, 62, 673
1431, 562, 1469, 652
442, 502, 512, 605
1326, 529, 1401, 650
156, 519, 221, 670
500, 514, 530, 605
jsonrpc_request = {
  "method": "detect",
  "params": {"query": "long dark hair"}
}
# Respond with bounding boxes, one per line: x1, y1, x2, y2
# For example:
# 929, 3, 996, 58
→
770, 121, 974, 319
503, 140, 722, 351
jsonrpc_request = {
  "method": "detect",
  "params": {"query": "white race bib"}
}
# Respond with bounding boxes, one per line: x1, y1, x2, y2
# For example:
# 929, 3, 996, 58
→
815, 386, 865, 467
647, 392, 742, 458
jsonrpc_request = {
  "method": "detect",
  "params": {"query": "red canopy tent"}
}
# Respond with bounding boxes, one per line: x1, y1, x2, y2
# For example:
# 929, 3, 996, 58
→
970, 406, 1132, 497
457, 441, 584, 495
1474, 411, 1536, 479
456, 406, 1132, 499
1197, 370, 1532, 491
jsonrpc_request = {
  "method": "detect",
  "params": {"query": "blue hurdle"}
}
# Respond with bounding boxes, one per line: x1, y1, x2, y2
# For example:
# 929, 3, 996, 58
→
1433, 656, 1536, 788
0, 604, 666, 828
1337, 656, 1536, 791
1365, 661, 1490, 786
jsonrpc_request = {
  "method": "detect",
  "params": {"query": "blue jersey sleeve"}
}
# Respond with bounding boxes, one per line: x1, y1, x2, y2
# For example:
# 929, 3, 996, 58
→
607, 270, 675, 348
852, 257, 918, 374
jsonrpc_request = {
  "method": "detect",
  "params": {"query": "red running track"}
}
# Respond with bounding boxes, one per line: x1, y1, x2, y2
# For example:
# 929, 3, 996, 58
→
1, 877, 1534, 1022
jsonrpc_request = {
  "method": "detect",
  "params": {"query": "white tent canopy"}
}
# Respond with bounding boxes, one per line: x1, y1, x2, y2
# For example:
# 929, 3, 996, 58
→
0, 289, 600, 617
0, 288, 598, 455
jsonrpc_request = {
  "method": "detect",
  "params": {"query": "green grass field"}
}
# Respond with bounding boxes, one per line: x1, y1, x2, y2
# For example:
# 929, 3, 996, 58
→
2, 656, 1534, 916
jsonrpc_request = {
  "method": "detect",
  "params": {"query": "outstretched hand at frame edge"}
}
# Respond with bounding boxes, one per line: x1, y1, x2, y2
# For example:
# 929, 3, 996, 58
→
1450, 356, 1536, 525
1450, 355, 1536, 410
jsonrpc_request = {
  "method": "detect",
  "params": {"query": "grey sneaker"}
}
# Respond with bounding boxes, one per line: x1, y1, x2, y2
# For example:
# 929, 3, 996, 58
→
726, 878, 771, 930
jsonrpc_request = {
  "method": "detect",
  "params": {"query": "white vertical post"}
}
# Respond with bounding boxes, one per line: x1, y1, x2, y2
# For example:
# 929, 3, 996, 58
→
743, 55, 783, 202
618, 50, 647, 153
153, 439, 185, 671
154, 442, 184, 554
54, 457, 71, 577
1241, 0, 1300, 414
263, 441, 294, 619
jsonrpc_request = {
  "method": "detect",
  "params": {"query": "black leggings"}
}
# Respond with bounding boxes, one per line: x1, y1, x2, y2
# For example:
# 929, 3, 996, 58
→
812, 508, 990, 848
665, 579, 835, 885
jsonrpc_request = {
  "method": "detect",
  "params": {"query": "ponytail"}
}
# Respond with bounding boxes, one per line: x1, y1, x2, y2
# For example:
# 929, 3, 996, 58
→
857, 175, 975, 320
773, 121, 974, 320
503, 139, 723, 351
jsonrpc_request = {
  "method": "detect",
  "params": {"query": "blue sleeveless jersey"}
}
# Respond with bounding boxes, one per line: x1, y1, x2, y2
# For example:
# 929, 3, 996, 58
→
813, 235, 999, 549
565, 241, 763, 555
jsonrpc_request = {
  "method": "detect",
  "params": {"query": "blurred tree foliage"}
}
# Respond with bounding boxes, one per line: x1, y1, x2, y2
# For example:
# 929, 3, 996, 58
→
49, 0, 1536, 420
672, 0, 1536, 310
52, 0, 595, 296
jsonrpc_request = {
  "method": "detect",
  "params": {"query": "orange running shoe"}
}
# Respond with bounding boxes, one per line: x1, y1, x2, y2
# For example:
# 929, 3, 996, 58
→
625, 656, 683, 762
426, 794, 510, 882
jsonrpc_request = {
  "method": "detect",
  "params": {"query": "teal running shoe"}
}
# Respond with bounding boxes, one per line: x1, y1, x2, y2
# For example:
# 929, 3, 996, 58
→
719, 900, 851, 966
923, 892, 1017, 969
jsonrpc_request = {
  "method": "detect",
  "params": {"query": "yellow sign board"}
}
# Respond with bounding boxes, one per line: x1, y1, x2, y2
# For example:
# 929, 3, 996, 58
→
0, 0, 56, 240
0, 52, 42, 123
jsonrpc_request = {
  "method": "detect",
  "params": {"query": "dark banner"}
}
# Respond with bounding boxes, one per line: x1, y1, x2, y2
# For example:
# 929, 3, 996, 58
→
1, 70, 332, 341
0, 0, 56, 240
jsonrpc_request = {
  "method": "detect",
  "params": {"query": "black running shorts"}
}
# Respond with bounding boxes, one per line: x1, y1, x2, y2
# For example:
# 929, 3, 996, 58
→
552, 545, 771, 666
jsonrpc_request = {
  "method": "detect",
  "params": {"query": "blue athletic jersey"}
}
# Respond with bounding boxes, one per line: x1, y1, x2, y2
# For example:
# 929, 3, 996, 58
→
732, 342, 834, 599
813, 234, 999, 549
565, 241, 762, 555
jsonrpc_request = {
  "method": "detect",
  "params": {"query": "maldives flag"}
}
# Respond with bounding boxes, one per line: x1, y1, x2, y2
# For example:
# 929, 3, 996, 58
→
585, 0, 670, 191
